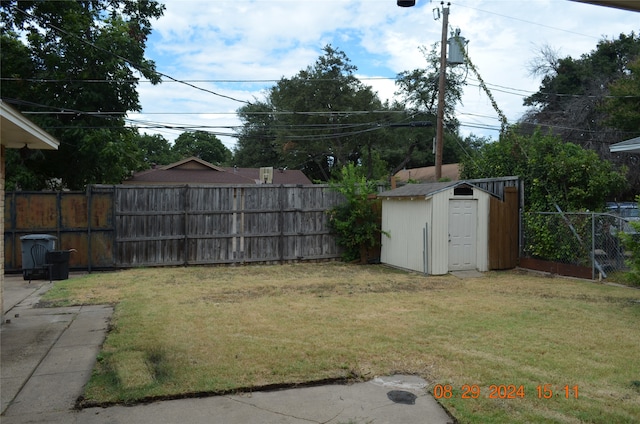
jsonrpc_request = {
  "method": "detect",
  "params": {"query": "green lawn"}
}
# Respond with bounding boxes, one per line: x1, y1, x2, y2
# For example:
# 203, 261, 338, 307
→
42, 263, 640, 423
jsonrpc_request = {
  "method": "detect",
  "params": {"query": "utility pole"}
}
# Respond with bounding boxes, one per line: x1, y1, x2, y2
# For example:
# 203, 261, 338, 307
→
436, 2, 449, 180
398, 0, 449, 180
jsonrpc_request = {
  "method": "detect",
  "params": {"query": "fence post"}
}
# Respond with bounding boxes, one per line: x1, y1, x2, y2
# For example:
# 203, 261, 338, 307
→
56, 191, 62, 245
279, 185, 285, 263
87, 185, 92, 273
10, 191, 16, 269
591, 213, 595, 280
183, 185, 189, 266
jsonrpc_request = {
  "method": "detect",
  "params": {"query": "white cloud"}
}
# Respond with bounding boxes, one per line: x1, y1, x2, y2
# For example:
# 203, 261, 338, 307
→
137, 0, 640, 147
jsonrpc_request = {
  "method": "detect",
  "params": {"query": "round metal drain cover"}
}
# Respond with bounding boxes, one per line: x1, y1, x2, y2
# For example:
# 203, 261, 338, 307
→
387, 390, 417, 405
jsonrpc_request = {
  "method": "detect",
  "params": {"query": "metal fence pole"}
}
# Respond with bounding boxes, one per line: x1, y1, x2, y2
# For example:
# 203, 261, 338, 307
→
592, 212, 595, 280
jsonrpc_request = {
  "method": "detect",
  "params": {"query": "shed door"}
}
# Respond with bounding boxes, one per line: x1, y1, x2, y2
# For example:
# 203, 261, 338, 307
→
448, 199, 477, 271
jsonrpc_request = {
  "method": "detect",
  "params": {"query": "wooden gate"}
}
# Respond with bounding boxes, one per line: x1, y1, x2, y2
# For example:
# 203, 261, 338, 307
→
4, 185, 115, 272
488, 186, 519, 269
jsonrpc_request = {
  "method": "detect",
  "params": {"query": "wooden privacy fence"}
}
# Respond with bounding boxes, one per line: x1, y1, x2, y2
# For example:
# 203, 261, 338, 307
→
4, 185, 115, 272
5, 184, 345, 271
115, 185, 344, 266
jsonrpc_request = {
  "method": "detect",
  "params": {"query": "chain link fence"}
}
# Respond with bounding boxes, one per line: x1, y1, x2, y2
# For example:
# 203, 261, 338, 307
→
521, 212, 634, 278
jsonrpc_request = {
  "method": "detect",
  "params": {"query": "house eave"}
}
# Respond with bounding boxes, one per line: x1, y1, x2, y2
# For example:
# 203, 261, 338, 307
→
1, 101, 59, 150
570, 0, 640, 13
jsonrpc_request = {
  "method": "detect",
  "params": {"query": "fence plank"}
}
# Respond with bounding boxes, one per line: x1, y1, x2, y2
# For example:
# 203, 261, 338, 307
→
489, 186, 519, 269
114, 184, 344, 267
5, 185, 344, 271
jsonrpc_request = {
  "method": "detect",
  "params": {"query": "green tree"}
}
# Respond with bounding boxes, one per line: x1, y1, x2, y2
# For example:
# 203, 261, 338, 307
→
235, 45, 473, 182
395, 45, 464, 128
460, 128, 627, 212
236, 45, 389, 182
603, 57, 640, 133
1, 0, 164, 189
135, 133, 180, 168
390, 44, 467, 172
462, 128, 627, 264
233, 101, 281, 168
521, 33, 640, 197
172, 131, 232, 165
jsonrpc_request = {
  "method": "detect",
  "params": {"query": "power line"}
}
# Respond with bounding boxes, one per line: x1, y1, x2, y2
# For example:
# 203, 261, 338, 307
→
1, 76, 398, 84
22, 109, 412, 116
454, 3, 602, 40
10, 5, 253, 106
7, 74, 638, 100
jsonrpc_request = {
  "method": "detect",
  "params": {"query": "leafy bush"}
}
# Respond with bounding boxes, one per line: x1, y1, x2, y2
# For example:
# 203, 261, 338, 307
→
328, 164, 386, 262
523, 213, 591, 265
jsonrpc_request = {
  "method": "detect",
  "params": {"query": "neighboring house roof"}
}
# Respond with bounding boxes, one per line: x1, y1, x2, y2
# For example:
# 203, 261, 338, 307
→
161, 156, 227, 171
379, 180, 496, 199
221, 167, 312, 185
610, 136, 640, 154
394, 163, 460, 183
0, 100, 59, 150
124, 157, 312, 185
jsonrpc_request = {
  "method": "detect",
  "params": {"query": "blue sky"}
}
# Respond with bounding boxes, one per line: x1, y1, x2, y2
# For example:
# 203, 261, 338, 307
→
130, 0, 639, 151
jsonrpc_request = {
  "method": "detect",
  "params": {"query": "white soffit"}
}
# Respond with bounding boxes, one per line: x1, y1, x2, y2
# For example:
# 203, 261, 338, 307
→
1, 100, 59, 150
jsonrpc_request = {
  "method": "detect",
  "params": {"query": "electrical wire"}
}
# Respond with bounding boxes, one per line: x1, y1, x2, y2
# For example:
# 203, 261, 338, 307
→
10, 5, 253, 105
454, 3, 602, 40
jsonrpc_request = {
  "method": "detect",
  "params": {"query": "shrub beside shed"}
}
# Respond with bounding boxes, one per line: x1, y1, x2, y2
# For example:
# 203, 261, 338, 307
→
379, 181, 512, 275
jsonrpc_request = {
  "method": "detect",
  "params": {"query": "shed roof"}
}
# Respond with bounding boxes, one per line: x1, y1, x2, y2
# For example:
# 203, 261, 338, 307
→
379, 180, 496, 199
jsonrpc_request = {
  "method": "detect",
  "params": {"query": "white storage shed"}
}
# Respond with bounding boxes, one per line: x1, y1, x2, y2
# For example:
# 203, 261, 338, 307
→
379, 181, 498, 275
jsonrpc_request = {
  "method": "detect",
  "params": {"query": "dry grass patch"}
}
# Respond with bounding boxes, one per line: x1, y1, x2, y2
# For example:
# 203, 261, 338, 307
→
42, 263, 640, 423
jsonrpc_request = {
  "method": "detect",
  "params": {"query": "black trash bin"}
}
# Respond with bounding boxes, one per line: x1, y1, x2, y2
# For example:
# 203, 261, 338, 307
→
47, 250, 71, 280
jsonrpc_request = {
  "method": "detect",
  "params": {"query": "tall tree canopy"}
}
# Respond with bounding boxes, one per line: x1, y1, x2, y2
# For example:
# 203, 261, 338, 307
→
1, 0, 164, 189
234, 45, 470, 182
520, 32, 640, 198
460, 128, 628, 212
172, 131, 232, 165
391, 43, 468, 175
603, 57, 640, 133
235, 45, 390, 181
135, 133, 180, 168
233, 101, 281, 170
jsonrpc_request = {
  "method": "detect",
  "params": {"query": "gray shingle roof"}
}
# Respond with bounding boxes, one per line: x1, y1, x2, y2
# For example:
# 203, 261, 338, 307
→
379, 181, 493, 198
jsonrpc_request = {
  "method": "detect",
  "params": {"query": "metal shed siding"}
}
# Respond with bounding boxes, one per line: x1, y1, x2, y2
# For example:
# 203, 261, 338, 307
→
430, 190, 450, 275
381, 198, 431, 273
432, 186, 490, 274
476, 193, 490, 272
381, 183, 491, 275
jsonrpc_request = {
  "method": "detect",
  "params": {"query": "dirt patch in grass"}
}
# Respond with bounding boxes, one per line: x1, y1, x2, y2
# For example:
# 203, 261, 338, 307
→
195, 278, 454, 304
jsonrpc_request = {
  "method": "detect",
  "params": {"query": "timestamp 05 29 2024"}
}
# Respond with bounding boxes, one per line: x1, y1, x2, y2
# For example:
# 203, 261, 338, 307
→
432, 384, 580, 400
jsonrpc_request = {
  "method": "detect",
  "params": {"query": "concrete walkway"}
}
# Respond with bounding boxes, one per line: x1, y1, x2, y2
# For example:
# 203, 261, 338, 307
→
1, 273, 454, 424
